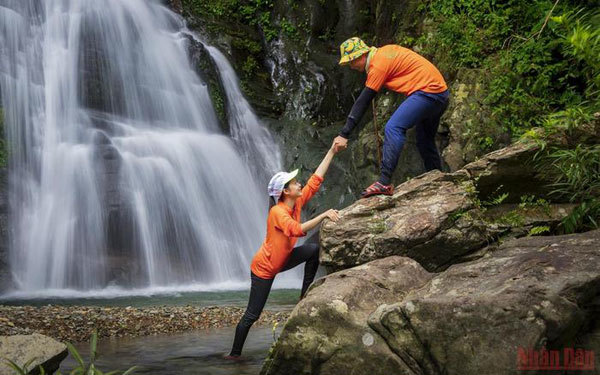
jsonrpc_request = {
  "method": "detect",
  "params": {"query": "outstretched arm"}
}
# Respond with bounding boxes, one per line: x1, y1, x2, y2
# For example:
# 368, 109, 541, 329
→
301, 209, 340, 233
338, 87, 378, 139
274, 207, 340, 237
314, 140, 339, 179
297, 140, 341, 206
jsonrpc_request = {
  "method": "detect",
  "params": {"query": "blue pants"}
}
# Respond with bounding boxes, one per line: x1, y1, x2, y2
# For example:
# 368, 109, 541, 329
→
379, 90, 450, 185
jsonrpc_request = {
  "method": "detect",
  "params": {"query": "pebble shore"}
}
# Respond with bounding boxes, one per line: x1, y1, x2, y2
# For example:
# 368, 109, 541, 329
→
0, 305, 290, 342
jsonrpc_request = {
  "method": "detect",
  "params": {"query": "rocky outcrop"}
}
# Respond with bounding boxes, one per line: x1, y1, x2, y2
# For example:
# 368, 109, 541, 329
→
320, 169, 491, 272
368, 229, 600, 375
461, 141, 551, 203
261, 256, 433, 375
0, 333, 67, 374
263, 229, 600, 375
440, 70, 509, 171
320, 140, 573, 272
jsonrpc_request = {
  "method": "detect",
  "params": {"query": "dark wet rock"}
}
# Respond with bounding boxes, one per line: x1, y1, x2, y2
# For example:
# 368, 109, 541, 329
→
461, 141, 551, 203
186, 36, 229, 132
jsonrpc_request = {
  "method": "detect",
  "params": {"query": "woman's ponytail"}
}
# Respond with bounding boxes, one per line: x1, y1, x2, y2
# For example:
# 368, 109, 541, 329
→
268, 196, 277, 211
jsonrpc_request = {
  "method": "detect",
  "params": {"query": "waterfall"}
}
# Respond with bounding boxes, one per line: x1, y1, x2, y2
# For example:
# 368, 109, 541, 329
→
0, 0, 283, 295
203, 45, 281, 184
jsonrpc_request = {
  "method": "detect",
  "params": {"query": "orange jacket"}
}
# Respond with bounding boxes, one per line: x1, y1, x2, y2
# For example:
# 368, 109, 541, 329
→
366, 45, 447, 96
250, 174, 323, 279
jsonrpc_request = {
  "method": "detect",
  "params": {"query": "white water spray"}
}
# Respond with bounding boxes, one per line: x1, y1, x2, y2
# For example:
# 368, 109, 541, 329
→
0, 0, 283, 295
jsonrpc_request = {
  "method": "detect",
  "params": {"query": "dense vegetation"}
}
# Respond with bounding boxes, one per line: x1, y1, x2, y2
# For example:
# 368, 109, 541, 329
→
416, 0, 599, 232
417, 0, 598, 140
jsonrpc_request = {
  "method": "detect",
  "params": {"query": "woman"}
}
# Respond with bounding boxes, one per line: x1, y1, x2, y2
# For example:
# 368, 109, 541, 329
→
227, 140, 341, 358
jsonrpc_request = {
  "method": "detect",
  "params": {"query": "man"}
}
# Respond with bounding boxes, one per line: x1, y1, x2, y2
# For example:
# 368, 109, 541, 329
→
334, 37, 450, 198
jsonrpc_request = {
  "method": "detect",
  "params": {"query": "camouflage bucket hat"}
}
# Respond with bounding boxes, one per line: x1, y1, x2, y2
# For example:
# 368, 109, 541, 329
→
339, 37, 370, 65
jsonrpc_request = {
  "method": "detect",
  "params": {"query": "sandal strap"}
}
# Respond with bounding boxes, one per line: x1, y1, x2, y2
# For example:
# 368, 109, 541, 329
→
366, 181, 384, 192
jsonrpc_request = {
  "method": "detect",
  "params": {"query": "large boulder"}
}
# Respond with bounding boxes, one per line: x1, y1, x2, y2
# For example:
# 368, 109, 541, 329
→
320, 170, 496, 272
320, 140, 574, 272
263, 229, 600, 375
261, 256, 433, 375
368, 229, 600, 375
0, 333, 67, 375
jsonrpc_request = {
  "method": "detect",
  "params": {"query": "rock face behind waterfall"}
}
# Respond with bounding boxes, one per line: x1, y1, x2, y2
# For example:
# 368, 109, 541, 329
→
261, 139, 600, 375
262, 229, 600, 375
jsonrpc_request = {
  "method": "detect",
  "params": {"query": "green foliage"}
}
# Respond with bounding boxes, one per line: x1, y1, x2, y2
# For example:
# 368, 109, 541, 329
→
242, 56, 259, 77
419, 1, 599, 138
545, 144, 600, 202
542, 105, 596, 136
482, 191, 509, 207
528, 225, 551, 236
561, 199, 600, 233
280, 18, 298, 40
419, 1, 599, 235
449, 209, 472, 223
496, 210, 526, 227
231, 37, 262, 54
208, 85, 225, 122
184, 0, 304, 42
542, 144, 600, 233
66, 332, 137, 375
532, 109, 600, 233
4, 357, 38, 375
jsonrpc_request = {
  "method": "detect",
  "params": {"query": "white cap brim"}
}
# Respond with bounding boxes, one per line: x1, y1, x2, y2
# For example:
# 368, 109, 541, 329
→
282, 168, 299, 185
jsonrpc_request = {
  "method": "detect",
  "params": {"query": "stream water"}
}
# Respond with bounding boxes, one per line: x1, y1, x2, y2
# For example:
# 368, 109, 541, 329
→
60, 326, 280, 374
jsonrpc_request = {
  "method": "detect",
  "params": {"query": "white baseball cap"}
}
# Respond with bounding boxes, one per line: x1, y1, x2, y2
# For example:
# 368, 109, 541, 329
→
268, 169, 299, 201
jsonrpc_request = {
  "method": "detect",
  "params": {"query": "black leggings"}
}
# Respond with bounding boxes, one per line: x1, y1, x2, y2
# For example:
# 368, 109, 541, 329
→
229, 241, 319, 356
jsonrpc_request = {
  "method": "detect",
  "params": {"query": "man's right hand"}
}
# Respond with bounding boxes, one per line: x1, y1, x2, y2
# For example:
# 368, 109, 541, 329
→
333, 136, 348, 153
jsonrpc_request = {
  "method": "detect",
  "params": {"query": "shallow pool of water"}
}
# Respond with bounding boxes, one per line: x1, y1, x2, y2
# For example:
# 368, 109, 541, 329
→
60, 326, 280, 375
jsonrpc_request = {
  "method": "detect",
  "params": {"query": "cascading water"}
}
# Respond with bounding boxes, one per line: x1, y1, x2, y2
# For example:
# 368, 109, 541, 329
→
203, 45, 280, 184
0, 0, 284, 295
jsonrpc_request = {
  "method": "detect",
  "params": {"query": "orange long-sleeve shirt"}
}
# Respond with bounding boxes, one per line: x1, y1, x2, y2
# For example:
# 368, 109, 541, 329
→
366, 45, 447, 96
250, 174, 323, 279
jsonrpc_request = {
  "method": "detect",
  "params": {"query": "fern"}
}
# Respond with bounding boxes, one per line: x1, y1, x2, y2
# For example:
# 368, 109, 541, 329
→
528, 226, 551, 236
